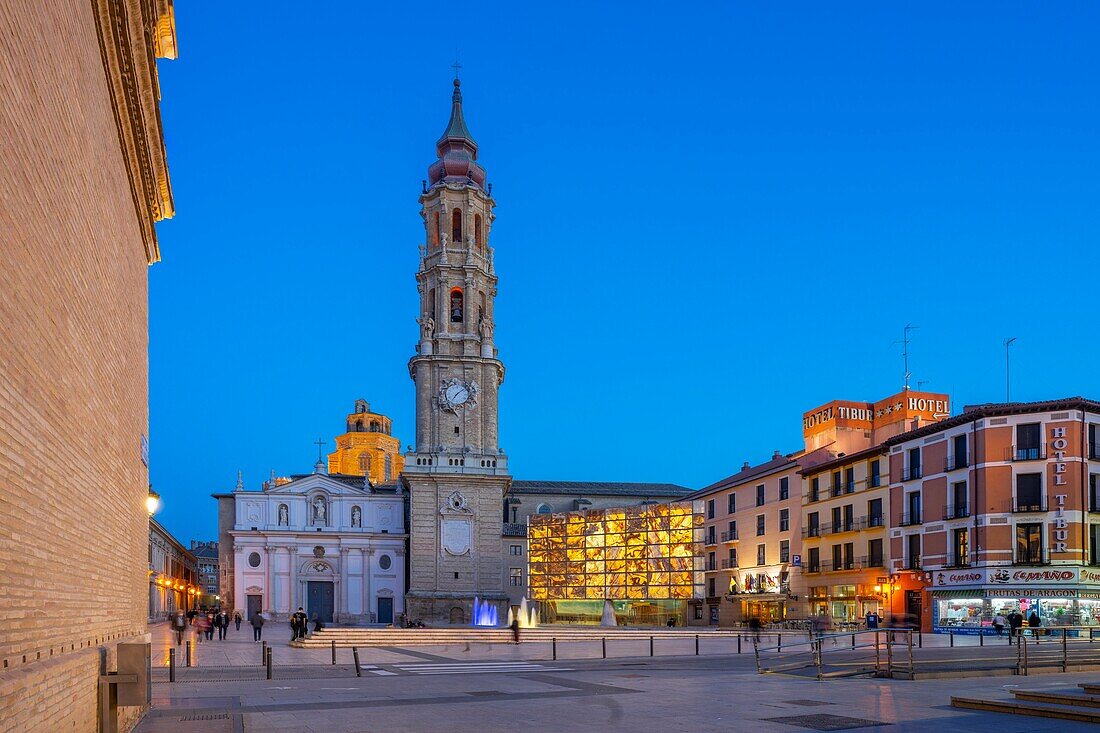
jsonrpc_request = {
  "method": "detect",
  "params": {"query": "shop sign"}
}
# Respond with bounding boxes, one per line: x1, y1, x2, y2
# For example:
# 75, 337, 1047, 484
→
989, 568, 1076, 585
934, 567, 1086, 587
934, 570, 984, 587
1082, 568, 1100, 585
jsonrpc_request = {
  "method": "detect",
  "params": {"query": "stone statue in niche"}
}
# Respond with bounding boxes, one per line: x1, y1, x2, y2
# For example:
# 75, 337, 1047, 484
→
478, 318, 494, 342
313, 497, 326, 524
352, 506, 361, 527
278, 504, 288, 526
419, 315, 435, 340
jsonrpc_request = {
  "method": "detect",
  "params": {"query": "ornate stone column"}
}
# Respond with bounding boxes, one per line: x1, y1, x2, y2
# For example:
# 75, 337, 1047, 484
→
395, 547, 407, 614
365, 548, 375, 622
263, 546, 275, 616
339, 547, 351, 622
287, 545, 298, 613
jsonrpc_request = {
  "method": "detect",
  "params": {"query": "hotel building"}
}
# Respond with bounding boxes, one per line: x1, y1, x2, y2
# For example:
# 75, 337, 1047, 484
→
886, 397, 1100, 632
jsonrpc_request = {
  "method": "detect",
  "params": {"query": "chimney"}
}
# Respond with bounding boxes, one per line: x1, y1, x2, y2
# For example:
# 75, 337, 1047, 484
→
741, 461, 751, 471
773, 450, 782, 460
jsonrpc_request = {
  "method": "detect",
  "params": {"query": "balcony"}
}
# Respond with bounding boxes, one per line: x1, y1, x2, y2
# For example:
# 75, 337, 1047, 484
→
826, 518, 863, 535
869, 476, 883, 488
837, 481, 855, 495
820, 556, 868, 572
945, 455, 969, 472
899, 511, 923, 526
802, 526, 822, 539
1008, 445, 1046, 462
942, 505, 970, 520
1007, 498, 1048, 513
1015, 552, 1050, 566
867, 555, 885, 568
902, 467, 923, 481
705, 534, 718, 546
721, 558, 738, 569
705, 560, 718, 571
502, 522, 527, 537
805, 562, 822, 574
720, 530, 738, 542
942, 558, 972, 569
905, 558, 923, 571
866, 515, 885, 529
1091, 442, 1100, 460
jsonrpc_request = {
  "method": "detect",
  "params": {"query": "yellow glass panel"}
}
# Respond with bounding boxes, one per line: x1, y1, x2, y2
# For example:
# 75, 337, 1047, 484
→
606, 559, 625, 573
607, 585, 626, 599
585, 547, 605, 561
607, 573, 625, 587
627, 559, 647, 574
587, 574, 605, 589
605, 546, 624, 561
584, 561, 603, 575
627, 584, 645, 599
606, 519, 626, 534
585, 533, 606, 548
649, 585, 669, 599
651, 572, 668, 586
585, 586, 604, 599
605, 533, 624, 547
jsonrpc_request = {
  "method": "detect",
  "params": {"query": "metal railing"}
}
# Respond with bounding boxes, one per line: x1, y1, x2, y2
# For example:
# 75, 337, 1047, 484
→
899, 511, 922, 526
942, 505, 970, 520
1008, 445, 1046, 461
721, 558, 738, 569
902, 467, 922, 481
802, 526, 822, 539
502, 522, 527, 536
1091, 442, 1100, 460
753, 628, 916, 680
1007, 498, 1047, 513
945, 455, 969, 471
720, 530, 738, 542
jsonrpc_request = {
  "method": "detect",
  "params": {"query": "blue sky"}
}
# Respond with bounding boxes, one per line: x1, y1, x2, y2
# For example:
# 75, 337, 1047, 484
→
151, 2, 1100, 541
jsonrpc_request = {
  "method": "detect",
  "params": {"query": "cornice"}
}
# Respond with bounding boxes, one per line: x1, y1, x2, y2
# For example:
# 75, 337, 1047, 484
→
90, 0, 177, 265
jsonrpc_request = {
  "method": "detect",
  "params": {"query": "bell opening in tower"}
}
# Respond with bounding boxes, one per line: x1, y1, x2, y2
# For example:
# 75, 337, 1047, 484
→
450, 288, 464, 323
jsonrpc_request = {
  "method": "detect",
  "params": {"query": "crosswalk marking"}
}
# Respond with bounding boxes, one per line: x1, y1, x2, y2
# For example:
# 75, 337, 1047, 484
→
370, 670, 398, 676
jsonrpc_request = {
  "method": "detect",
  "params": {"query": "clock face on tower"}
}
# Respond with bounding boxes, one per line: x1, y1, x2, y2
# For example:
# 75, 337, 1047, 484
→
439, 378, 479, 413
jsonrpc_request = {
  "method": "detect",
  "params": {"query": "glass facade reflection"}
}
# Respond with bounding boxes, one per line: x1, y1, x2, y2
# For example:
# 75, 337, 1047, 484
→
528, 502, 705, 623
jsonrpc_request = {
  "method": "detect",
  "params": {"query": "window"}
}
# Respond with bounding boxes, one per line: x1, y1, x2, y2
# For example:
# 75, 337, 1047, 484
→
509, 545, 523, 556
1091, 424, 1100, 459
807, 512, 820, 537
358, 453, 372, 473
726, 520, 737, 541
831, 544, 842, 570
868, 498, 883, 527
757, 544, 766, 566
808, 547, 820, 573
1016, 422, 1042, 460
379, 554, 392, 570
868, 538, 883, 567
811, 477, 820, 502
952, 528, 970, 567
450, 288, 464, 322
1092, 474, 1100, 512
708, 577, 716, 597
907, 448, 922, 480
433, 211, 440, 246
779, 476, 789, 500
727, 493, 736, 514
779, 539, 790, 563
907, 534, 922, 569
474, 214, 483, 247
843, 542, 854, 570
536, 503, 553, 514
428, 288, 437, 322
756, 514, 765, 536
843, 504, 854, 532
384, 454, 392, 481
1092, 524, 1100, 566
756, 484, 765, 506
869, 459, 881, 487
706, 526, 716, 544
694, 604, 704, 620
509, 568, 522, 586
1016, 473, 1043, 511
832, 471, 841, 496
452, 208, 462, 242
727, 548, 737, 567
831, 506, 841, 533
779, 508, 789, 532
906, 491, 922, 525
248, 552, 261, 568
707, 499, 715, 519
844, 467, 855, 494
952, 434, 968, 469
951, 481, 968, 518
1016, 523, 1043, 564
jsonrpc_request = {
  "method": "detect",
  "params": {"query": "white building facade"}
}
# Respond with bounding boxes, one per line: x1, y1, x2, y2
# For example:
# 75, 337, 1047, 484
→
226, 472, 407, 625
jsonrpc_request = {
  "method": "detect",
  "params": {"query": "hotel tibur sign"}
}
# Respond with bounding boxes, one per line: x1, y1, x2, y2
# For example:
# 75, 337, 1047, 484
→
802, 391, 951, 435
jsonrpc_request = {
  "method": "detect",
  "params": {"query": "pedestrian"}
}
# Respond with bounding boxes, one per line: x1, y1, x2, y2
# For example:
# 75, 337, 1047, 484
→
292, 607, 308, 640
187, 608, 196, 626
233, 610, 242, 631
666, 617, 676, 628
250, 610, 264, 642
290, 612, 300, 642
205, 611, 215, 640
748, 616, 762, 644
992, 613, 1007, 636
511, 616, 521, 644
215, 609, 229, 640
193, 612, 209, 643
1028, 611, 1041, 641
1009, 610, 1024, 643
172, 611, 187, 646
312, 613, 325, 635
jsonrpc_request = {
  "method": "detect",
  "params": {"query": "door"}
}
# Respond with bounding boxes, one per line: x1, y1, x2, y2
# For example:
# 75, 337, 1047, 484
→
246, 594, 262, 621
377, 597, 394, 625
905, 590, 922, 628
307, 581, 334, 624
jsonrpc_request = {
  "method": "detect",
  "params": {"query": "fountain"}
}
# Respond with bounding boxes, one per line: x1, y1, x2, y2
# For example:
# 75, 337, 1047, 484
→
472, 596, 498, 627
600, 599, 617, 627
518, 597, 539, 628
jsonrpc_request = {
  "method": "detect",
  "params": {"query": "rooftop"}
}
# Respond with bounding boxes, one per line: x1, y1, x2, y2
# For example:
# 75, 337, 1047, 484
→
509, 480, 691, 497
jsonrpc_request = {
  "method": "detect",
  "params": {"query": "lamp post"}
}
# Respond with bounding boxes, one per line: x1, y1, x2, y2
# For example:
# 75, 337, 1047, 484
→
146, 486, 161, 517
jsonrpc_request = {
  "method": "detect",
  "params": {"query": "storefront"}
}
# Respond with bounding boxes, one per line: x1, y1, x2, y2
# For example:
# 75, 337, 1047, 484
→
932, 567, 1100, 633
727, 567, 794, 623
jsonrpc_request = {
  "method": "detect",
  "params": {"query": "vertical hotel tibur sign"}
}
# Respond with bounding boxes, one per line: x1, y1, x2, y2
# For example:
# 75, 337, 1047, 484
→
1050, 426, 1070, 554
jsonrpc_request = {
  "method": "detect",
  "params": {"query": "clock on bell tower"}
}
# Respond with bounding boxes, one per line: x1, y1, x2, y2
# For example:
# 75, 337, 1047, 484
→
403, 77, 511, 623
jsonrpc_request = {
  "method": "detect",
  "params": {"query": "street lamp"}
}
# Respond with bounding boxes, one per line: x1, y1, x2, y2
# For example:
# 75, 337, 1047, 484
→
146, 486, 161, 517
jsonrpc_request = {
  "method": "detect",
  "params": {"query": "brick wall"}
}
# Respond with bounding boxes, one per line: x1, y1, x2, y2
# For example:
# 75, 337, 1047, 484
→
0, 0, 167, 729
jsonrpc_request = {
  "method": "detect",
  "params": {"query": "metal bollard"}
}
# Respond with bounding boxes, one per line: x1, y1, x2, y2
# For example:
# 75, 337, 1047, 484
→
169, 648, 175, 683
851, 633, 855, 649
778, 633, 782, 653
266, 647, 273, 680
918, 630, 922, 649
552, 637, 557, 661
261, 640, 267, 665
352, 646, 361, 677
950, 629, 954, 647
737, 635, 742, 654
602, 637, 606, 659
185, 641, 192, 668
695, 634, 699, 656
1062, 628, 1068, 673
650, 636, 654, 657
980, 630, 984, 647
332, 640, 336, 665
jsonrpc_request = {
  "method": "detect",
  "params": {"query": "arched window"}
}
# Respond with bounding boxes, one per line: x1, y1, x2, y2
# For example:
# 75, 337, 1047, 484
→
370, 420, 380, 432
433, 211, 440, 246
536, 503, 553, 515
358, 453, 372, 473
385, 454, 393, 481
452, 209, 462, 243
450, 288, 464, 323
428, 288, 436, 322
355, 419, 363, 432
474, 214, 482, 248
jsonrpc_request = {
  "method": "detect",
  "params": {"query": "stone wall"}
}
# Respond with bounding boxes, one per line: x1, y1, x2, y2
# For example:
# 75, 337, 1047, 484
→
0, 0, 175, 728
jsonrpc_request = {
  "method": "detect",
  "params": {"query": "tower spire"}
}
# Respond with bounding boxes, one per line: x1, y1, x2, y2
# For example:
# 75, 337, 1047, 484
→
428, 77, 485, 189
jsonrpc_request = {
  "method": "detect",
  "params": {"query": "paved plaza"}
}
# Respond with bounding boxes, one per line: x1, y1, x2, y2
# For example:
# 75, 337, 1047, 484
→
136, 623, 1100, 732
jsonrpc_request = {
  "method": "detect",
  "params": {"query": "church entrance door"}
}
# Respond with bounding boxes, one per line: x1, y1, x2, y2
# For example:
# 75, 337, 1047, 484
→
307, 581, 334, 624
377, 597, 393, 625
246, 594, 262, 622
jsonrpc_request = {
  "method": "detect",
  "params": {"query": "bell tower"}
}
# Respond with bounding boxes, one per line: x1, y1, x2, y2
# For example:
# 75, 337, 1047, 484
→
403, 78, 511, 623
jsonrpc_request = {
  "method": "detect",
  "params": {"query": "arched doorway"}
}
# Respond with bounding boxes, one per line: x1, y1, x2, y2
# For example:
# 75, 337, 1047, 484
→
449, 606, 465, 625
300, 559, 336, 624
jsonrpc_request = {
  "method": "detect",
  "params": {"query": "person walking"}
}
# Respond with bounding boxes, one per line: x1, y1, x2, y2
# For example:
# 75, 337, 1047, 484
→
510, 616, 521, 644
172, 611, 187, 646
233, 610, 242, 631
204, 611, 215, 640
992, 613, 1007, 636
290, 612, 300, 642
250, 610, 264, 642
748, 616, 763, 645
1028, 610, 1041, 642
215, 609, 229, 640
1009, 610, 1024, 643
294, 608, 308, 640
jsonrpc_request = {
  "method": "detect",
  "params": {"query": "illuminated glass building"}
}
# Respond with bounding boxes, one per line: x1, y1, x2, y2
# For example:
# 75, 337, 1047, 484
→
528, 502, 704, 625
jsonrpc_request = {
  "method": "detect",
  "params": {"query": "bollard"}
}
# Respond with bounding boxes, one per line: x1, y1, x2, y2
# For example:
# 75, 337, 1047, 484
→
266, 647, 272, 680
980, 630, 984, 647
778, 633, 782, 653
950, 629, 954, 648
602, 637, 606, 659
851, 633, 855, 650
1062, 628, 1068, 673
918, 630, 922, 649
169, 648, 175, 683
650, 636, 654, 657
737, 635, 742, 654
695, 634, 699, 656
552, 637, 557, 661
352, 646, 361, 678
261, 640, 267, 666
185, 640, 192, 668
332, 640, 336, 665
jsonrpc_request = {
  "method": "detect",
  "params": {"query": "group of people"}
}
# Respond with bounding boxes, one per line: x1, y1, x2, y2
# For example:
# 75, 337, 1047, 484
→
170, 608, 244, 645
991, 610, 1042, 640
290, 607, 324, 641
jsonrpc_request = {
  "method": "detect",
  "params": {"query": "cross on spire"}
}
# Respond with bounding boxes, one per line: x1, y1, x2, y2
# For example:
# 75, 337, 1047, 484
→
314, 437, 326, 461
452, 54, 462, 81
